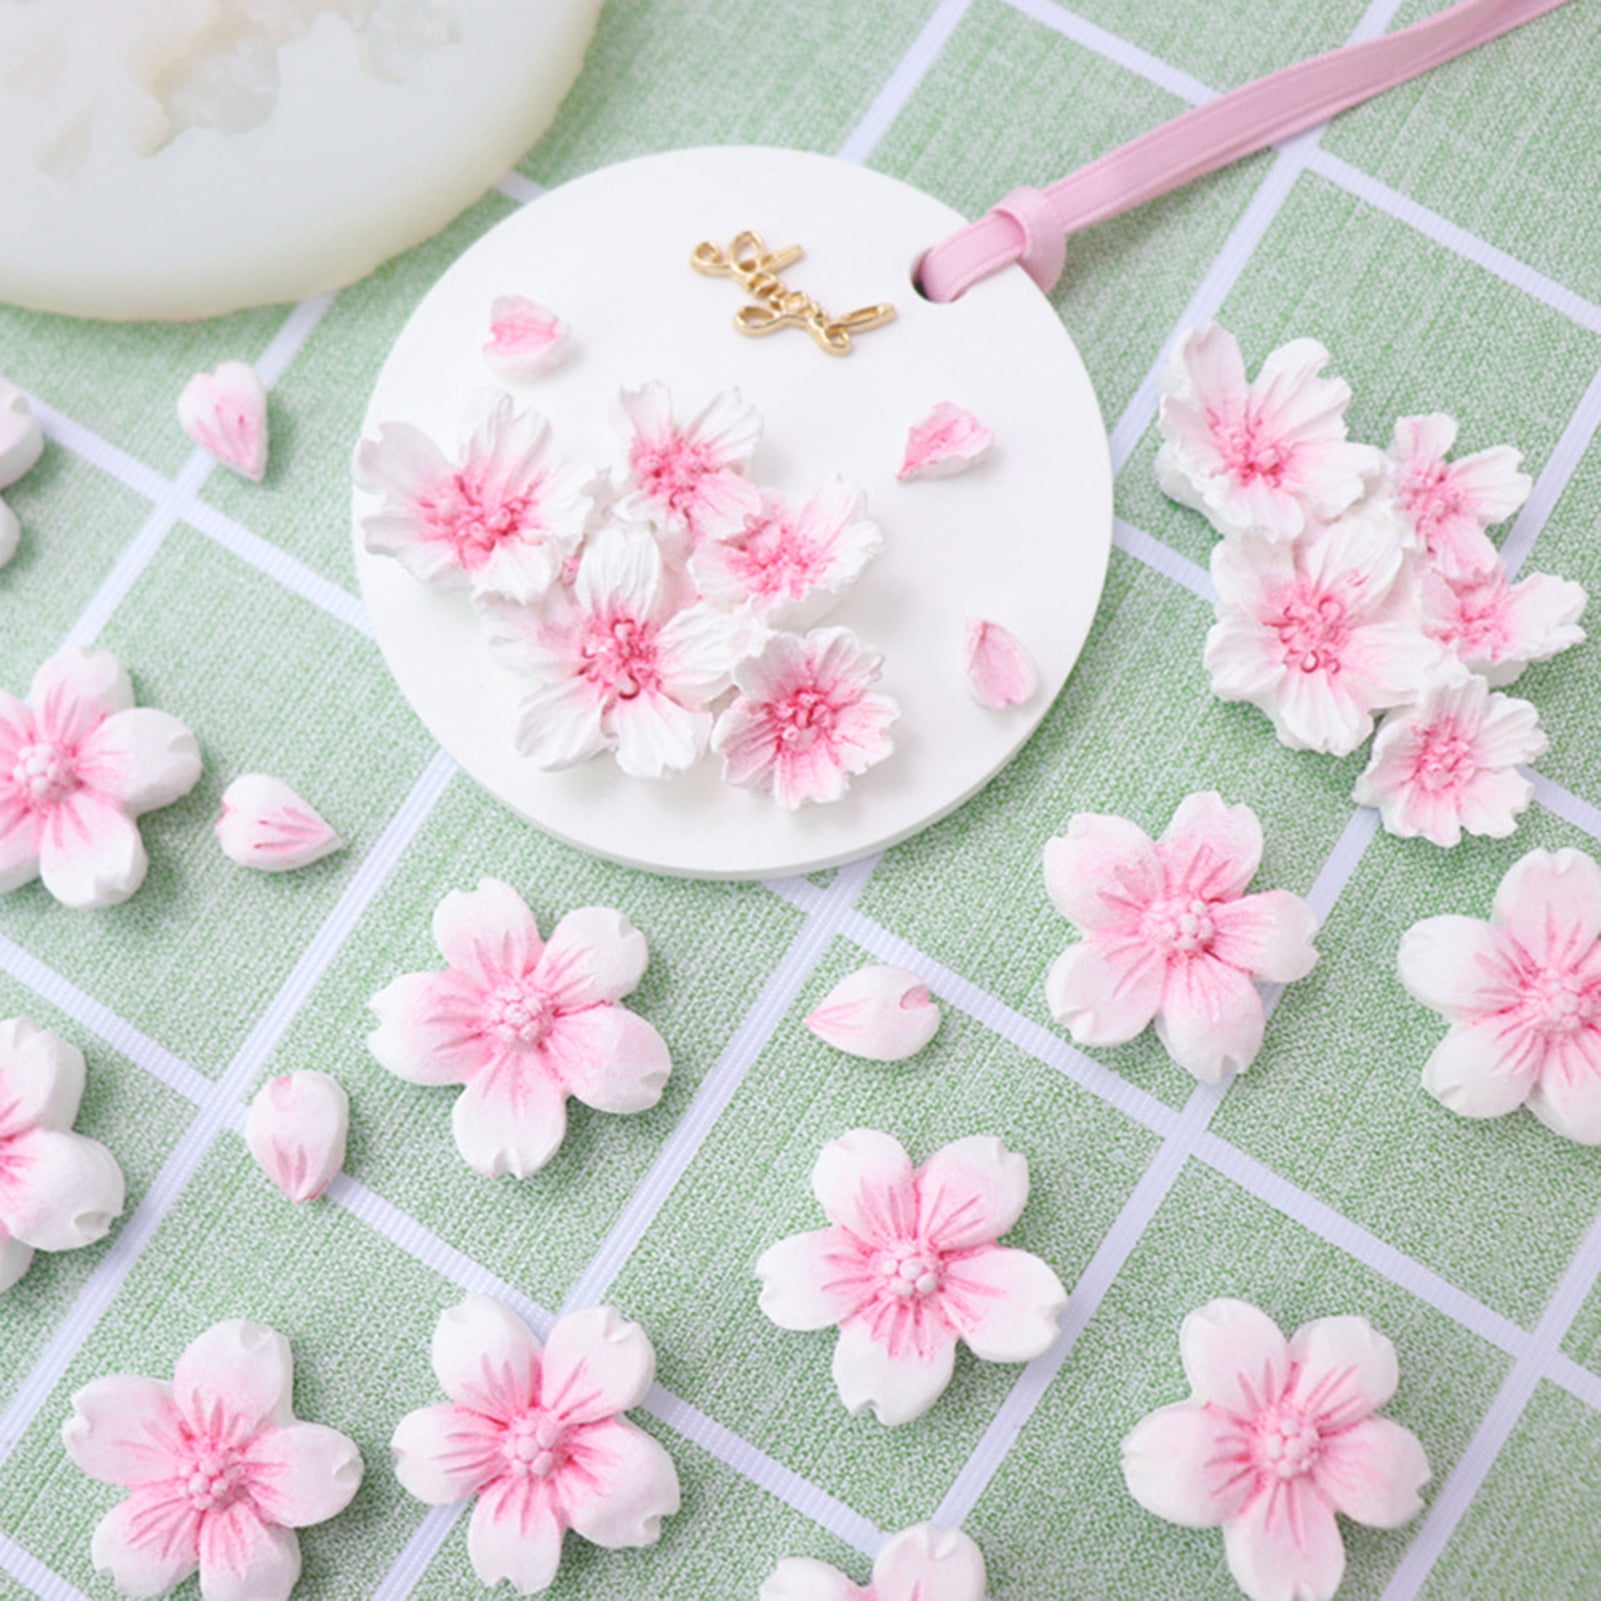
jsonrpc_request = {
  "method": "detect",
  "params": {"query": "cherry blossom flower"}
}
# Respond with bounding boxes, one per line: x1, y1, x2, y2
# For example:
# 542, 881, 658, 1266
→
0, 647, 202, 910
0, 1016, 124, 1292
62, 1320, 364, 1601
246, 1071, 349, 1202
805, 965, 941, 1062
711, 627, 899, 809
896, 403, 993, 481
761, 1524, 987, 1601
1398, 848, 1601, 1142
756, 1130, 1067, 1425
613, 381, 762, 548
1157, 325, 1382, 544
1044, 792, 1319, 1083
177, 361, 269, 482
368, 878, 670, 1178
1352, 668, 1546, 847
1203, 511, 1440, 756
1420, 563, 1586, 687
689, 477, 881, 627
215, 773, 342, 872
965, 618, 1038, 710
1122, 1298, 1429, 1601
483, 295, 568, 381
355, 392, 592, 604
1386, 413, 1531, 581
488, 524, 760, 779
392, 1295, 679, 1595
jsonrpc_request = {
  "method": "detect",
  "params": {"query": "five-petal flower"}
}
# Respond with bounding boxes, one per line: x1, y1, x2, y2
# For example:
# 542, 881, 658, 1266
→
761, 1523, 987, 1601
1419, 563, 1586, 687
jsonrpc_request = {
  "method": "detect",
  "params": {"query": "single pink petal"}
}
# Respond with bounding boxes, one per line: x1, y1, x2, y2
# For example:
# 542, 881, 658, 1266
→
432, 877, 543, 985
897, 403, 993, 480
965, 619, 1037, 710
245, 1421, 363, 1528
196, 1501, 301, 1601
484, 295, 568, 381
36, 790, 147, 910
1525, 1035, 1601, 1145
245, 1072, 349, 1203
89, 1486, 201, 1597
30, 648, 133, 744
468, 1476, 565, 1592
539, 1305, 656, 1425
1421, 1021, 1539, 1119
1042, 813, 1163, 933
215, 775, 341, 872
1287, 1314, 1399, 1425
1045, 937, 1165, 1046
367, 970, 485, 1087
870, 1525, 988, 1601
61, 1375, 183, 1486
174, 1321, 293, 1440
391, 1402, 502, 1504
939, 1244, 1067, 1361
1159, 791, 1263, 901
1396, 914, 1511, 1022
1314, 1414, 1430, 1529
0, 1126, 123, 1250
79, 707, 202, 816
451, 1067, 568, 1178
1222, 1476, 1346, 1601
177, 362, 269, 481
1180, 1299, 1291, 1417
915, 1135, 1029, 1251
430, 1294, 542, 1416
805, 965, 941, 1063
1209, 890, 1319, 984
1121, 1402, 1254, 1527
760, 1557, 864, 1601
811, 1129, 916, 1244
536, 906, 648, 1009
540, 1004, 670, 1116
1490, 848, 1601, 969
755, 1227, 869, 1331
562, 1416, 681, 1547
0, 1015, 86, 1135
1155, 957, 1266, 1082
831, 1316, 957, 1426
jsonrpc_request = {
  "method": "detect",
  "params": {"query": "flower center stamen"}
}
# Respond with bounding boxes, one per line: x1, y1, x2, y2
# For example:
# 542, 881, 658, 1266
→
10, 742, 76, 806
1272, 593, 1349, 676
503, 1413, 567, 1479
1252, 1404, 1322, 1482
1412, 721, 1476, 791
582, 616, 659, 701
180, 1449, 241, 1512
485, 981, 556, 1046
877, 1243, 941, 1300
1143, 896, 1217, 955
1530, 969, 1590, 1036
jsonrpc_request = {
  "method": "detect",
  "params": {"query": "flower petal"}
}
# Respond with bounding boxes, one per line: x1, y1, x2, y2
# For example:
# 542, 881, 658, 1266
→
62, 1375, 183, 1486
451, 1065, 569, 1178
542, 1005, 670, 1116
759, 1557, 862, 1601
1222, 1478, 1346, 1601
540, 1305, 656, 1425
1316, 1415, 1430, 1529
871, 1524, 988, 1601
1526, 1044, 1601, 1145
0, 1127, 123, 1250
1491, 848, 1601, 969
175, 1321, 293, 1438
915, 1135, 1030, 1251
537, 907, 648, 1009
431, 1293, 542, 1415
0, 1015, 85, 1135
30, 648, 133, 743
391, 1403, 501, 1504
197, 1503, 301, 1601
1420, 1022, 1535, 1120
1155, 958, 1266, 1082
433, 878, 542, 985
1396, 915, 1509, 1022
564, 1417, 680, 1547
1210, 891, 1319, 984
755, 1228, 864, 1330
468, 1477, 565, 1592
1046, 936, 1165, 1047
36, 791, 147, 910
246, 1422, 363, 1528
811, 1129, 916, 1243
516, 675, 612, 770
831, 1317, 957, 1426
1287, 1314, 1399, 1425
79, 708, 201, 816
1042, 813, 1161, 932
1121, 1403, 1252, 1527
0, 1233, 34, 1291
940, 1245, 1066, 1362
1159, 792, 1263, 901
612, 691, 710, 780
1180, 1298, 1290, 1416
0, 798, 41, 895
90, 1487, 201, 1598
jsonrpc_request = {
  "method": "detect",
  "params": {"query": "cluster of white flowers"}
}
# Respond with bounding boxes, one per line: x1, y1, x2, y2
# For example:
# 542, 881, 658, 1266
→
1158, 324, 1586, 848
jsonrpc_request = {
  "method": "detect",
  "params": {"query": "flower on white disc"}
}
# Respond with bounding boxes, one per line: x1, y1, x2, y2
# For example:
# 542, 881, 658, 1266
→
1156, 325, 1382, 544
0, 1017, 123, 1292
761, 1524, 987, 1601
1419, 562, 1586, 687
1203, 510, 1441, 756
1122, 1298, 1429, 1601
755, 1129, 1067, 1426
1398, 848, 1601, 1143
1385, 413, 1532, 581
1352, 667, 1547, 848
355, 391, 593, 605
483, 295, 568, 382
489, 523, 762, 779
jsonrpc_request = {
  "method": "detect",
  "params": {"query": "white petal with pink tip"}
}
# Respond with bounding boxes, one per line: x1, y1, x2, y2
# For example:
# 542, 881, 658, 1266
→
965, 618, 1038, 709
178, 361, 269, 481
484, 294, 569, 380
246, 1071, 349, 1202
216, 773, 343, 872
897, 402, 993, 480
805, 965, 940, 1061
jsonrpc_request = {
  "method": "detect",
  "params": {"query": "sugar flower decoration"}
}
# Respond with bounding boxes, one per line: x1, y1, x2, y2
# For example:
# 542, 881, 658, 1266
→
484, 295, 568, 382
756, 1130, 1067, 1425
355, 392, 593, 604
0, 647, 202, 909
493, 524, 760, 779
1398, 848, 1601, 1142
177, 361, 269, 482
1123, 1298, 1429, 1601
1203, 512, 1439, 756
1044, 792, 1319, 1083
368, 878, 670, 1178
0, 501, 18, 571
62, 1320, 364, 1601
1157, 325, 1381, 544
215, 773, 343, 872
1386, 413, 1531, 581
1352, 668, 1546, 848
0, 1017, 124, 1292
805, 965, 941, 1063
711, 627, 899, 809
896, 402, 993, 481
761, 1524, 986, 1601
246, 1071, 350, 1202
613, 381, 762, 547
392, 1295, 679, 1595
1420, 563, 1586, 688
0, 374, 45, 490
965, 618, 1038, 710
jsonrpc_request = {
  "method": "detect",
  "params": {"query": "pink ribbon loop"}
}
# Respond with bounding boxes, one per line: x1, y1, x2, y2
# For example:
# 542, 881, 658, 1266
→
990, 187, 1069, 293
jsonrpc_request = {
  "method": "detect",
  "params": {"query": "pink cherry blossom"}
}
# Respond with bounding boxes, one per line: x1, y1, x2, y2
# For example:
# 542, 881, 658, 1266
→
761, 1524, 987, 1601
711, 627, 899, 809
896, 403, 993, 481
1044, 792, 1319, 1082
488, 524, 761, 779
1420, 562, 1586, 687
62, 1320, 364, 1601
355, 393, 593, 604
1398, 848, 1601, 1142
367, 878, 670, 1178
1386, 413, 1531, 581
965, 618, 1038, 710
613, 381, 762, 548
689, 476, 882, 626
1123, 1298, 1429, 1601
0, 647, 201, 910
755, 1130, 1067, 1425
483, 295, 568, 381
392, 1295, 679, 1594
1157, 325, 1382, 544
177, 361, 269, 482
1352, 668, 1547, 847
0, 1016, 124, 1292
1203, 511, 1440, 756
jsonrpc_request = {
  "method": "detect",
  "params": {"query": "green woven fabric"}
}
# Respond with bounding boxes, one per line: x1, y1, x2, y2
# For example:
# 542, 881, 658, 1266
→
3, 1, 1600, 1597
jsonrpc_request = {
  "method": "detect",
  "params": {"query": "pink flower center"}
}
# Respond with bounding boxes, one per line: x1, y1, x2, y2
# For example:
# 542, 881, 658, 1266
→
424, 475, 539, 567
1401, 461, 1466, 544
179, 1448, 244, 1512
10, 741, 78, 806
772, 686, 839, 748
1270, 593, 1349, 675
732, 513, 819, 602
1141, 896, 1217, 955
1213, 411, 1288, 488
632, 436, 720, 522
1251, 1402, 1323, 1482
1410, 719, 1477, 792
875, 1241, 942, 1300
1437, 584, 1509, 661
581, 616, 660, 701
484, 981, 557, 1046
501, 1412, 568, 1480
1527, 969, 1592, 1036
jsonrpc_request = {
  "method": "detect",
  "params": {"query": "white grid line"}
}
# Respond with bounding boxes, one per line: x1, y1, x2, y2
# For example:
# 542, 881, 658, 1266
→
0, 1533, 90, 1601
836, 0, 975, 165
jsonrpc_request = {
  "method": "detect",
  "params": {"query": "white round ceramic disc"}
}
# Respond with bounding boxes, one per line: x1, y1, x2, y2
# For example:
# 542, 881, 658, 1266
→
354, 145, 1111, 880
0, 0, 601, 320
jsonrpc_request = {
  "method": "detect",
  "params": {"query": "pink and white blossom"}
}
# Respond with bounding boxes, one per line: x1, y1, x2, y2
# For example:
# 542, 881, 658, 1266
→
1203, 512, 1440, 756
177, 361, 269, 482
62, 1320, 364, 1601
484, 295, 568, 381
965, 618, 1038, 710
355, 393, 593, 604
1386, 413, 1531, 581
0, 375, 44, 489
613, 381, 762, 548
246, 1071, 349, 1202
896, 403, 993, 481
392, 1295, 679, 1595
0, 1016, 124, 1292
1157, 325, 1382, 544
1420, 563, 1586, 687
711, 627, 899, 809
756, 1130, 1067, 1425
1398, 848, 1601, 1143
368, 878, 670, 1178
805, 965, 941, 1062
215, 773, 342, 872
1352, 668, 1547, 848
761, 1524, 987, 1601
1122, 1298, 1429, 1601
689, 477, 881, 626
1044, 792, 1319, 1083
0, 647, 202, 910
491, 525, 761, 779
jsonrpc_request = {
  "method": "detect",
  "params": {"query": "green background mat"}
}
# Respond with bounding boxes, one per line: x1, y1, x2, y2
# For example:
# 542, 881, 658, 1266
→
3, 0, 1601, 1596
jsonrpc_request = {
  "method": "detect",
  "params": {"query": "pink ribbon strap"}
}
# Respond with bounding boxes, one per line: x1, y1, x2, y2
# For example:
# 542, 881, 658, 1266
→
919, 0, 1574, 302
